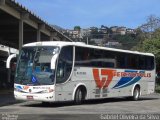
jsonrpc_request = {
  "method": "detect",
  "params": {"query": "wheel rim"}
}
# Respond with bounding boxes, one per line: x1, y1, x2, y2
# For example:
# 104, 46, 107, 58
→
134, 88, 139, 99
78, 90, 82, 101
75, 89, 83, 104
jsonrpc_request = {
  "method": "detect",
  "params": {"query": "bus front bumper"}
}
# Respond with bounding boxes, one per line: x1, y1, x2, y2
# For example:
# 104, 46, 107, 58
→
14, 91, 55, 102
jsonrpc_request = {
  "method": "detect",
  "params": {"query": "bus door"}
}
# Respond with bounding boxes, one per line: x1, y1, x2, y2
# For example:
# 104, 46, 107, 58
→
55, 46, 74, 101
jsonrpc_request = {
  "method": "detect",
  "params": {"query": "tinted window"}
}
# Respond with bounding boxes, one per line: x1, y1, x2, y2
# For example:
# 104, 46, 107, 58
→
117, 53, 127, 69
101, 50, 116, 68
75, 47, 116, 68
145, 56, 154, 70
56, 46, 73, 83
75, 46, 154, 70
75, 47, 90, 66
139, 56, 146, 70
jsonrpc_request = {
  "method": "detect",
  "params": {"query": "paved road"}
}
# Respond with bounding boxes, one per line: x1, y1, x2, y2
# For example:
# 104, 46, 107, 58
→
0, 94, 17, 107
0, 94, 160, 120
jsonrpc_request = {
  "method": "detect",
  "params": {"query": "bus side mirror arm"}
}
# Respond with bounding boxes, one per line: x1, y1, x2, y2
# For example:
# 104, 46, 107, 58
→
6, 54, 17, 68
51, 54, 58, 70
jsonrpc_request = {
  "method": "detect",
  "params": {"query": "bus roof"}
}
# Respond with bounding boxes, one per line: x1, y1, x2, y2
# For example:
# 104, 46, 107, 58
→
23, 41, 154, 57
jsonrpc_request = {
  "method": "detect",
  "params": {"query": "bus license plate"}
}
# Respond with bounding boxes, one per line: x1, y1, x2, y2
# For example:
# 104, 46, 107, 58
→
27, 96, 33, 100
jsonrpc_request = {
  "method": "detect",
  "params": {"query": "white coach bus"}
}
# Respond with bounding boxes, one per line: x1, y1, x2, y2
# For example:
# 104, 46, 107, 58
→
7, 41, 155, 104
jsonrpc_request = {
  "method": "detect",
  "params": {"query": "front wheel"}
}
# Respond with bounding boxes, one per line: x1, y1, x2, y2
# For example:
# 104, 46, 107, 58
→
74, 88, 83, 104
132, 87, 140, 101
42, 102, 50, 106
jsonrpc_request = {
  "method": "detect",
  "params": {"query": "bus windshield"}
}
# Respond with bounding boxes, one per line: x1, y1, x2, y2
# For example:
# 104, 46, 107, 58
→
15, 46, 59, 85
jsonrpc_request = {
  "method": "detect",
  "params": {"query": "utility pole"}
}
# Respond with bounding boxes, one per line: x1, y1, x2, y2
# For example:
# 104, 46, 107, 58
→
86, 37, 88, 45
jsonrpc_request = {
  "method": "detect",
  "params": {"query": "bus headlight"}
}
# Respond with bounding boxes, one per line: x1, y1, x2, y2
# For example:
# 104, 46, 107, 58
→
41, 89, 54, 93
49, 89, 54, 93
14, 87, 21, 92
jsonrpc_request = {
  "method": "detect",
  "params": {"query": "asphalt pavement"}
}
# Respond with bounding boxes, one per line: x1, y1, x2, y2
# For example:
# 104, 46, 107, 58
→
0, 89, 19, 107
0, 93, 160, 120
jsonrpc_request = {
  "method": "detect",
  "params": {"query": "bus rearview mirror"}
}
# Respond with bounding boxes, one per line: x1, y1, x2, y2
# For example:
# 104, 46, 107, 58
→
51, 54, 58, 70
6, 54, 17, 68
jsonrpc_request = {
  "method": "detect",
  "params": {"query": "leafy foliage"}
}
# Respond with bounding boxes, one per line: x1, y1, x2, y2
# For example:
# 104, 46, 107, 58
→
74, 26, 81, 31
112, 34, 138, 50
134, 28, 160, 70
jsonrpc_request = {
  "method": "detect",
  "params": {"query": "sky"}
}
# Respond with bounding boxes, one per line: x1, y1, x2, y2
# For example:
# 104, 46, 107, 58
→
15, 0, 160, 29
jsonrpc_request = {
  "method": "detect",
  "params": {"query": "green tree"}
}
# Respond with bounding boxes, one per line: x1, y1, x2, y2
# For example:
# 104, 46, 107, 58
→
133, 15, 160, 52
132, 28, 146, 51
74, 26, 81, 31
142, 38, 160, 69
113, 34, 138, 50
135, 28, 160, 70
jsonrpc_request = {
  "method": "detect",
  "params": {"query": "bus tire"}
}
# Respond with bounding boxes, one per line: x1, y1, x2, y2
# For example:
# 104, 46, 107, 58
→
42, 102, 50, 106
132, 86, 140, 101
74, 88, 83, 105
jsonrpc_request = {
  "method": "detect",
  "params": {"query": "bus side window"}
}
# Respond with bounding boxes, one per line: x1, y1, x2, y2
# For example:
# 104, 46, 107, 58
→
139, 56, 145, 70
146, 56, 154, 70
56, 46, 73, 84
102, 50, 116, 68
117, 53, 127, 69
